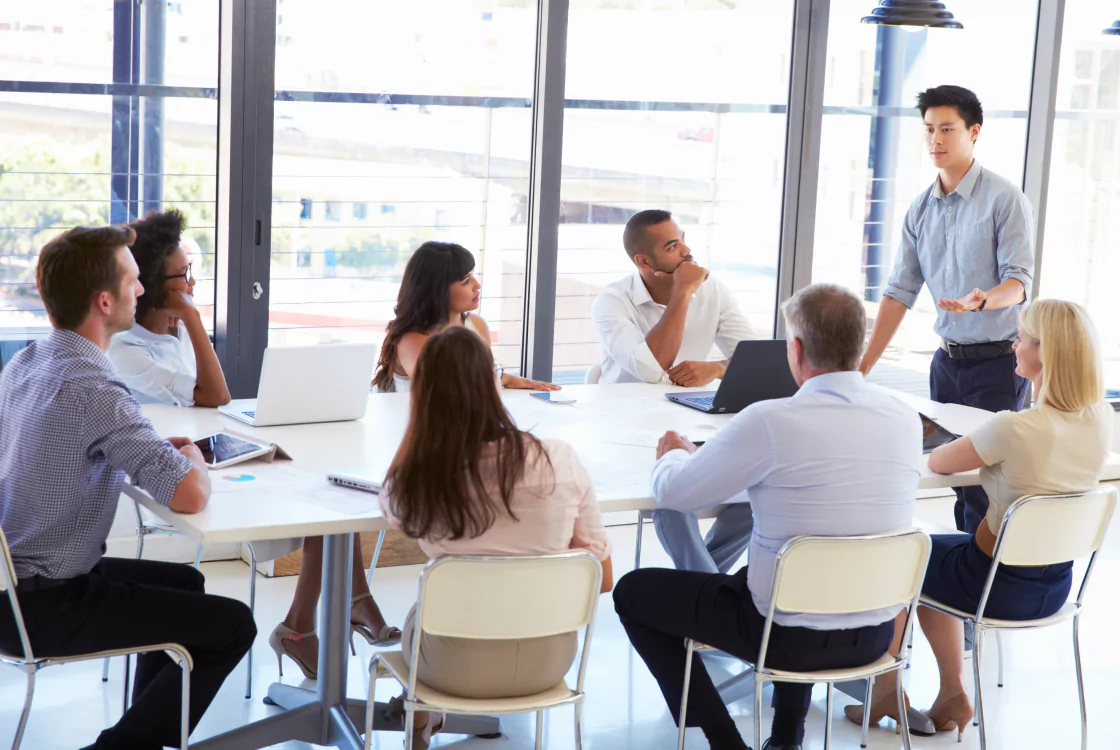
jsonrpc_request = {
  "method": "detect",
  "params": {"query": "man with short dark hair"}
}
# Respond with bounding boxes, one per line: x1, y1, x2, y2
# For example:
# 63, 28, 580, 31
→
615, 283, 922, 750
859, 84, 1035, 534
593, 210, 758, 574
0, 225, 256, 750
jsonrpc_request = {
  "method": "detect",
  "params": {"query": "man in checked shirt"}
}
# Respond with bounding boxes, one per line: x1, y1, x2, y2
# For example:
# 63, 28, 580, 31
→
859, 85, 1035, 536
0, 225, 255, 750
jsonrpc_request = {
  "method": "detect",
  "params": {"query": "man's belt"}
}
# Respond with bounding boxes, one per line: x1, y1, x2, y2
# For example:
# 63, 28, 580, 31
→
940, 340, 1015, 361
16, 574, 77, 592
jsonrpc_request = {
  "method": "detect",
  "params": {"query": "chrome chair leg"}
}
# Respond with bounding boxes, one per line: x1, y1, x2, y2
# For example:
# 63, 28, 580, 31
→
896, 668, 913, 750
534, 709, 544, 750
178, 654, 191, 750
995, 631, 1004, 687
192, 544, 204, 570
13, 668, 35, 750
403, 705, 416, 750
973, 630, 986, 750
860, 675, 874, 748
365, 530, 386, 588
245, 542, 257, 700
102, 656, 111, 682
824, 682, 834, 750
574, 701, 583, 750
1074, 616, 1088, 750
123, 654, 132, 712
753, 674, 764, 750
677, 639, 696, 750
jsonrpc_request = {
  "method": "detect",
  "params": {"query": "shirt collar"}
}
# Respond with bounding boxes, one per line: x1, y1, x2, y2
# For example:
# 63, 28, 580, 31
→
794, 370, 866, 398
119, 322, 176, 345
47, 328, 113, 369
627, 270, 656, 307
931, 159, 982, 202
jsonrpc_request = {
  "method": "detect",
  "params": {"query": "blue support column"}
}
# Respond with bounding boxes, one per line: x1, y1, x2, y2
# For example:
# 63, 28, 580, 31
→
142, 0, 167, 214
111, 0, 141, 225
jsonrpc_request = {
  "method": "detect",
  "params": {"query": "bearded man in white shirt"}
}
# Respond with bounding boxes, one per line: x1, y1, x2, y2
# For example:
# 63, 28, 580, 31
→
591, 210, 758, 573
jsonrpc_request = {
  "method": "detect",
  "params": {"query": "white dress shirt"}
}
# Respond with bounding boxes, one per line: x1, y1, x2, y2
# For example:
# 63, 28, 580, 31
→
651, 371, 923, 629
108, 323, 198, 406
591, 271, 758, 384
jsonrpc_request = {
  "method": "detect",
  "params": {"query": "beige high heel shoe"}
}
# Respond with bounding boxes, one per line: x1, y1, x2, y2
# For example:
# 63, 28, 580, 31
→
268, 623, 317, 680
923, 693, 974, 743
844, 690, 934, 737
348, 592, 402, 654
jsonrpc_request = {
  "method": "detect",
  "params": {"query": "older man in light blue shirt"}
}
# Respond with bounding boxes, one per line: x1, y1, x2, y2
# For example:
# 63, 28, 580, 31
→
860, 85, 1034, 534
614, 284, 923, 750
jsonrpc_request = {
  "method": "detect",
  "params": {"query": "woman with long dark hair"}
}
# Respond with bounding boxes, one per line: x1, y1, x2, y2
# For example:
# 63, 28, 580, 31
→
372, 241, 557, 393
378, 326, 614, 748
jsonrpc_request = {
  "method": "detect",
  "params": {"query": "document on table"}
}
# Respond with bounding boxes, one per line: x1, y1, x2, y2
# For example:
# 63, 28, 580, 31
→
211, 463, 381, 517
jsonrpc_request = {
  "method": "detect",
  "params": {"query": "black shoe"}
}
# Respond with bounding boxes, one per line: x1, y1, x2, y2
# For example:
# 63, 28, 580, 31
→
761, 739, 801, 750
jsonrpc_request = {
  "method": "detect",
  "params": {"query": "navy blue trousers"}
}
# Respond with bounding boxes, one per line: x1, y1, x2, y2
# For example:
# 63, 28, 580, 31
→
929, 348, 1029, 533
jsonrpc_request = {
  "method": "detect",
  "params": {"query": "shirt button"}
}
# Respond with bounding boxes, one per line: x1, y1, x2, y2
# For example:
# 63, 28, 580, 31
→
953, 322, 957, 326
948, 206, 953, 211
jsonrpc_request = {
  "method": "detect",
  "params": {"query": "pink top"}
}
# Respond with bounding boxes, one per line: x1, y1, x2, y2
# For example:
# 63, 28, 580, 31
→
379, 438, 612, 562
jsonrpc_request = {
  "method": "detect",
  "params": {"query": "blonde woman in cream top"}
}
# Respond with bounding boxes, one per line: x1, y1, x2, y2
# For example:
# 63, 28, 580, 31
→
851, 299, 1112, 741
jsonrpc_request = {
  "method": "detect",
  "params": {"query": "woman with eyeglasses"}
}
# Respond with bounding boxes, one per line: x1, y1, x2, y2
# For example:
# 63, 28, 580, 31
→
108, 209, 231, 407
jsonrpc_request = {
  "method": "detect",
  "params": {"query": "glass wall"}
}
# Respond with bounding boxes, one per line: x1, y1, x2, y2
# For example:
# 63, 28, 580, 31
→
811, 0, 1039, 395
551, 0, 795, 383
267, 0, 537, 375
0, 0, 219, 351
1040, 0, 1120, 395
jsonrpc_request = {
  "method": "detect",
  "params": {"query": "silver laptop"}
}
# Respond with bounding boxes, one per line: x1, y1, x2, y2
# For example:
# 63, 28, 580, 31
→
219, 344, 377, 427
326, 469, 382, 494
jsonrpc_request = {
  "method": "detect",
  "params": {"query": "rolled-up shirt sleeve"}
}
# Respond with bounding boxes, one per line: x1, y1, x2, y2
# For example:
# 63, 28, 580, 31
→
713, 279, 759, 357
650, 405, 774, 513
591, 289, 664, 383
110, 338, 196, 407
883, 206, 925, 309
81, 381, 193, 507
994, 191, 1035, 301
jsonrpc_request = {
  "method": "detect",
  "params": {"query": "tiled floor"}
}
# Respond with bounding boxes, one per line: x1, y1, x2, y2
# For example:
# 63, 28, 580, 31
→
4, 507, 1120, 749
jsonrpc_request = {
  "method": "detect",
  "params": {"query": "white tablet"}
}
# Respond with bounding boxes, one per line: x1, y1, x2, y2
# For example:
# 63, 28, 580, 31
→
193, 433, 273, 470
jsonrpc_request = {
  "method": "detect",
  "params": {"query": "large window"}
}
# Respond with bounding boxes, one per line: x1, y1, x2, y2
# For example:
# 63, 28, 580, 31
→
0, 0, 220, 339
1040, 0, 1120, 395
812, 0, 1039, 395
267, 0, 537, 375
551, 0, 795, 382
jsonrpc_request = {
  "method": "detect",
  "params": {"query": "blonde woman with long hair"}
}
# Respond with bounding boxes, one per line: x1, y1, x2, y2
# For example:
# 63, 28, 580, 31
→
849, 299, 1113, 739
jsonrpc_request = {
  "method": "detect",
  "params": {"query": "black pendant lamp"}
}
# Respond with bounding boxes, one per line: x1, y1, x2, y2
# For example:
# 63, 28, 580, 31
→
862, 0, 964, 29
1105, 20, 1120, 36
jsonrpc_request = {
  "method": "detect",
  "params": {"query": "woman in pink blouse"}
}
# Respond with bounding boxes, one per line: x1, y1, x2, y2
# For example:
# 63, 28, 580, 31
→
378, 326, 614, 747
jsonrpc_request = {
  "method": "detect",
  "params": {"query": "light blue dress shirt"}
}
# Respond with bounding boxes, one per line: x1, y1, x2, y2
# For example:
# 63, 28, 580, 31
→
884, 161, 1035, 345
650, 371, 923, 629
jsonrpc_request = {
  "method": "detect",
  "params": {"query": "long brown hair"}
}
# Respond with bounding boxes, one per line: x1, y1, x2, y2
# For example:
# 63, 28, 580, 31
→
372, 242, 475, 391
383, 326, 550, 541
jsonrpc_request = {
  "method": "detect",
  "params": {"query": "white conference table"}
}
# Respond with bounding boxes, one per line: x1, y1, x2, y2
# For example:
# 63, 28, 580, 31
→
128, 382, 1120, 749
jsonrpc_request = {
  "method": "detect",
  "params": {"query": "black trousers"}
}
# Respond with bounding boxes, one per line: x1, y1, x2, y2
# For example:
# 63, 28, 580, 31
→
0, 557, 256, 750
614, 567, 893, 748
929, 348, 1029, 533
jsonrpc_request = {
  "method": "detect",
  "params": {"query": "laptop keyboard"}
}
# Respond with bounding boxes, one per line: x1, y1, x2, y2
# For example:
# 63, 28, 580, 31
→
685, 396, 714, 409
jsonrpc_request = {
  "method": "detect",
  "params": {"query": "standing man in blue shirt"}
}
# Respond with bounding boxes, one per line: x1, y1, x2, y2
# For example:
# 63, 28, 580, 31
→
0, 225, 256, 750
859, 85, 1034, 534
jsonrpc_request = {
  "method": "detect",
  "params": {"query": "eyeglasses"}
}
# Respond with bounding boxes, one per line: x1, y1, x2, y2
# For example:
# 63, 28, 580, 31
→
162, 263, 193, 283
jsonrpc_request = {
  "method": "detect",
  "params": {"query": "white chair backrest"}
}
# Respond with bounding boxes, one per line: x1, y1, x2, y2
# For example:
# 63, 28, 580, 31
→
584, 364, 602, 385
996, 488, 1118, 567
772, 530, 931, 616
0, 526, 34, 662
417, 552, 602, 640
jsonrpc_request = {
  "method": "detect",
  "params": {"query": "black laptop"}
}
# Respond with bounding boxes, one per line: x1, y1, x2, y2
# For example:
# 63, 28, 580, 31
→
920, 413, 958, 454
665, 340, 799, 414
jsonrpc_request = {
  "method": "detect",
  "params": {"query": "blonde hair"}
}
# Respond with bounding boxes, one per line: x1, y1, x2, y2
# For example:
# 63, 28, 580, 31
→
1020, 299, 1104, 412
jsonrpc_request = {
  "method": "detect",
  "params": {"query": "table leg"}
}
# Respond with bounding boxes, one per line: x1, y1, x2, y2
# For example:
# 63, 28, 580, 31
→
190, 533, 499, 749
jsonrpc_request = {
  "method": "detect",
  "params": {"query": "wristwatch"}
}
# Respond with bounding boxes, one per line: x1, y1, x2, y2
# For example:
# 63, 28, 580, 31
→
974, 296, 988, 313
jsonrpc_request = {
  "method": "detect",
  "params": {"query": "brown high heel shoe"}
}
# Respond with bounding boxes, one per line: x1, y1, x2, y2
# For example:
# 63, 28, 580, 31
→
922, 693, 974, 743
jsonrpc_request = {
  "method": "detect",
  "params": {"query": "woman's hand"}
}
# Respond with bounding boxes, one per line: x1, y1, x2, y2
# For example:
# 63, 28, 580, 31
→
501, 373, 560, 391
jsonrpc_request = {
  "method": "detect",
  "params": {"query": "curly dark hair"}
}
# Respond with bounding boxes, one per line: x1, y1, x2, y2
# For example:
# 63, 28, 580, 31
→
128, 208, 186, 321
372, 241, 476, 391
